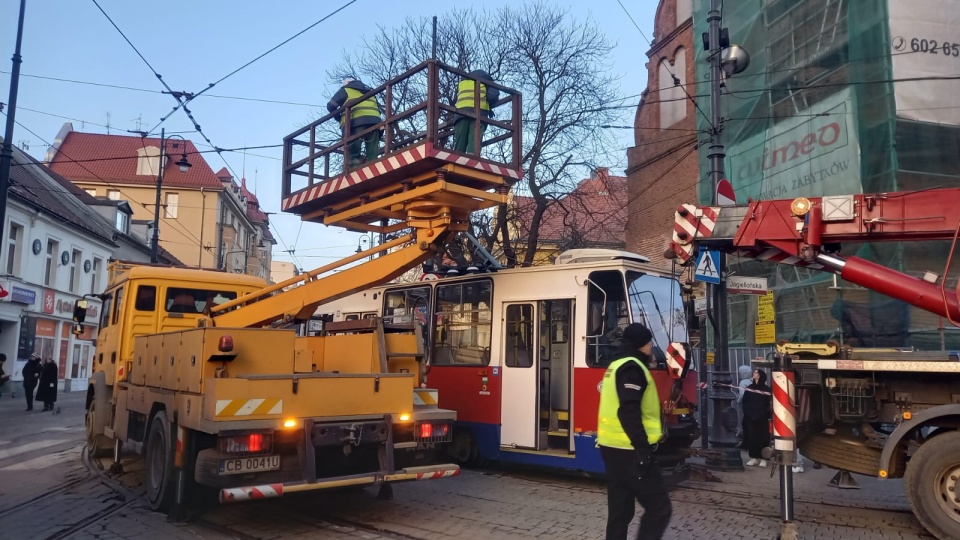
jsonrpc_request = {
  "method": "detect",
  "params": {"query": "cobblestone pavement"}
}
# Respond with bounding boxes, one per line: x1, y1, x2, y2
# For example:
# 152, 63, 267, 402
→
0, 391, 934, 539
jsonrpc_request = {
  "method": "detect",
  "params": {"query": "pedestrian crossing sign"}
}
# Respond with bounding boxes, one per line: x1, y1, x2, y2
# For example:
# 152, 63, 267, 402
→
694, 250, 721, 284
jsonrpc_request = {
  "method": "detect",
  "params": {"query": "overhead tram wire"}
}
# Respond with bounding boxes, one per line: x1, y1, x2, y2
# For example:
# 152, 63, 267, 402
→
6, 115, 207, 249
146, 0, 359, 135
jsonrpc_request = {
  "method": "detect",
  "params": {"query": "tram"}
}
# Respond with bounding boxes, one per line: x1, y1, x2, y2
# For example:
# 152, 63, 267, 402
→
318, 249, 700, 474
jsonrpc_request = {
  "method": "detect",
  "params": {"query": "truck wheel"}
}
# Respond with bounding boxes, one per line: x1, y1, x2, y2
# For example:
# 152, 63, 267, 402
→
905, 431, 960, 540
85, 399, 113, 459
145, 411, 174, 512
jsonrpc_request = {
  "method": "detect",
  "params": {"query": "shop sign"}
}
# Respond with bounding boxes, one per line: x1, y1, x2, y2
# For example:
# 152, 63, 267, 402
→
11, 286, 36, 305
42, 290, 55, 314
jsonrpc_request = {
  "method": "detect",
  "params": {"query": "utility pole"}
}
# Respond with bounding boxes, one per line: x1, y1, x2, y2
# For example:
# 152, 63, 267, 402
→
704, 0, 742, 470
0, 0, 27, 245
151, 128, 166, 263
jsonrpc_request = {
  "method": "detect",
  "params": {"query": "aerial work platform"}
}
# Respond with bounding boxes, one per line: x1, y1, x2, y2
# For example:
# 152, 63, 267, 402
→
281, 59, 523, 235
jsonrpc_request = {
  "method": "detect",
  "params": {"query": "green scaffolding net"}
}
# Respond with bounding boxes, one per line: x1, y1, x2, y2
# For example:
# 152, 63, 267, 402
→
691, 0, 960, 349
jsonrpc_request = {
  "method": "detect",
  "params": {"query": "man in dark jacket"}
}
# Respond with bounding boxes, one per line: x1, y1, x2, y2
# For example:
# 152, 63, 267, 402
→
35, 357, 59, 411
327, 77, 383, 169
22, 353, 42, 411
597, 323, 672, 540
453, 69, 500, 154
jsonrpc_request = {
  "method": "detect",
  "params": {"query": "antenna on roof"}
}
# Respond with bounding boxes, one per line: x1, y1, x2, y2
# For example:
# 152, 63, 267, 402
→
104, 112, 111, 134
132, 114, 143, 131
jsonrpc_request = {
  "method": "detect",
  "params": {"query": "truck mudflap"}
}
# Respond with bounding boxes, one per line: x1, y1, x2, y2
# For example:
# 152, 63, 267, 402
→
219, 464, 461, 503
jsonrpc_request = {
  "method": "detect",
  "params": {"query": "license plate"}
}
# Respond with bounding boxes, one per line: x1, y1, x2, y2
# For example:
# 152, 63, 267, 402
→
218, 455, 281, 475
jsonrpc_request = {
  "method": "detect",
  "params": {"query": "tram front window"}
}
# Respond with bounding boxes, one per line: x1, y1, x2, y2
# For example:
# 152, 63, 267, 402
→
625, 271, 687, 367
585, 270, 630, 368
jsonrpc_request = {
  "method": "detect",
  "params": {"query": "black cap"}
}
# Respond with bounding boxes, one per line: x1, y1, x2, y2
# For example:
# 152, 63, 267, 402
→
622, 323, 653, 350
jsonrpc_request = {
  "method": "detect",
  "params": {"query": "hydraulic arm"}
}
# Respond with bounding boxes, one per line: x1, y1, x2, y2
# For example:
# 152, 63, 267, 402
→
670, 189, 960, 323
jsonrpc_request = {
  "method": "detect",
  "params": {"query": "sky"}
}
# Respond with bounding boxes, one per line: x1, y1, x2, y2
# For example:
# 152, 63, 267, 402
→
0, 0, 657, 272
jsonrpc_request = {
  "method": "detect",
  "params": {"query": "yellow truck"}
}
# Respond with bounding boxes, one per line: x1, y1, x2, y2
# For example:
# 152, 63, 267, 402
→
81, 60, 522, 515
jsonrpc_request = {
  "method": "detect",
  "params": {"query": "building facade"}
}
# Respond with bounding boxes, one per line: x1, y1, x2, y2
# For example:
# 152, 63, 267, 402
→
625, 0, 698, 269
687, 0, 960, 348
46, 124, 272, 278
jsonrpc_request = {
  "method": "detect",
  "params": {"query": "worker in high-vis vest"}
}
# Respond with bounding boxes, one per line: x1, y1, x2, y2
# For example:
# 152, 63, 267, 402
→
452, 69, 500, 154
327, 77, 383, 168
597, 323, 672, 540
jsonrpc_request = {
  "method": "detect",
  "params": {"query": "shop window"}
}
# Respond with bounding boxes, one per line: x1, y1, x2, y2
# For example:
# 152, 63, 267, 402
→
432, 279, 492, 366
6, 222, 23, 276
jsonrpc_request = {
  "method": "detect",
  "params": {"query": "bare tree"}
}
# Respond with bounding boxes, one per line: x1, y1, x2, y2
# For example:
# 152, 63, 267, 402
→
328, 2, 623, 267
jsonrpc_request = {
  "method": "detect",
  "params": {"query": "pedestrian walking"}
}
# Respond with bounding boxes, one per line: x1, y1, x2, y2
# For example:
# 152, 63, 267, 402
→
327, 77, 383, 169
742, 368, 772, 467
35, 357, 58, 412
452, 69, 499, 154
597, 323, 672, 540
21, 353, 42, 411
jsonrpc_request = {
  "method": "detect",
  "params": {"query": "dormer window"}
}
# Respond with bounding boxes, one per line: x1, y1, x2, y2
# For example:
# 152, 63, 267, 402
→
116, 211, 129, 234
136, 146, 164, 176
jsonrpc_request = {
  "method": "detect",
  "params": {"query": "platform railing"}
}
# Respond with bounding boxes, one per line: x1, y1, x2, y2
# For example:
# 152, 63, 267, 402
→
282, 60, 522, 201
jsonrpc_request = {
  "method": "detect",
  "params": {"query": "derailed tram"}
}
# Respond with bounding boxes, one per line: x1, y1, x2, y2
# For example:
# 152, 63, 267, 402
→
319, 249, 700, 474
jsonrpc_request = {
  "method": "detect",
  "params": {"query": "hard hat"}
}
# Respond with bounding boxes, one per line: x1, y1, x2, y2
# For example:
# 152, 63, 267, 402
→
342, 77, 356, 86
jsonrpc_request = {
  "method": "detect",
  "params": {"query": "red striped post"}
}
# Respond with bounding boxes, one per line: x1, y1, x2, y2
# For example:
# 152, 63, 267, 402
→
772, 370, 796, 454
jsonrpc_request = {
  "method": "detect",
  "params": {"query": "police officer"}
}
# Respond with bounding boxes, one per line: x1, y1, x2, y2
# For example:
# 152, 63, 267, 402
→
597, 323, 672, 540
327, 77, 383, 168
452, 69, 499, 154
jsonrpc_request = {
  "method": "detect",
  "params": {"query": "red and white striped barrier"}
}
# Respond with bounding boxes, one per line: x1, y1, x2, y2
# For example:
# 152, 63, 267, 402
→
415, 468, 460, 481
671, 204, 719, 263
772, 371, 796, 452
220, 483, 284, 503
665, 343, 689, 379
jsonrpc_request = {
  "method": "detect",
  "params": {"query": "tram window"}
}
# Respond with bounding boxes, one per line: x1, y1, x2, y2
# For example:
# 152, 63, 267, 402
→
626, 271, 688, 368
432, 279, 492, 366
585, 270, 630, 368
505, 304, 534, 368
383, 286, 430, 325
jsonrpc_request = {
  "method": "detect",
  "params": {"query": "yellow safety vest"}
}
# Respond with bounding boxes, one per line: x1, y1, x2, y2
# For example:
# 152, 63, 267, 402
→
597, 356, 663, 449
342, 87, 381, 126
455, 79, 490, 112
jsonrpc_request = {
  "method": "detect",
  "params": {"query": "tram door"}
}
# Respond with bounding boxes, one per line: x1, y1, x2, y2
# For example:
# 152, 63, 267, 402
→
500, 300, 574, 451
501, 303, 538, 449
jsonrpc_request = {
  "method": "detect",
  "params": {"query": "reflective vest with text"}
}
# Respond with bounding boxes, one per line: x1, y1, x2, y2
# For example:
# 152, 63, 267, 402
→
596, 356, 663, 449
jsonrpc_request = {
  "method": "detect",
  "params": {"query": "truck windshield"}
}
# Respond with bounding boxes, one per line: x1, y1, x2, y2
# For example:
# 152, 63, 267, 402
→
165, 288, 238, 314
625, 271, 687, 365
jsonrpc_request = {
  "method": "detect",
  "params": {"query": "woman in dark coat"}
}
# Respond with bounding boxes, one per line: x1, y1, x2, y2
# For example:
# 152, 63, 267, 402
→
741, 368, 772, 467
35, 358, 58, 411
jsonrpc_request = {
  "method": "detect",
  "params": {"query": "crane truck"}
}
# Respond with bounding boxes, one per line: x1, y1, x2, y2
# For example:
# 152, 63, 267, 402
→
80, 60, 522, 514
670, 189, 960, 540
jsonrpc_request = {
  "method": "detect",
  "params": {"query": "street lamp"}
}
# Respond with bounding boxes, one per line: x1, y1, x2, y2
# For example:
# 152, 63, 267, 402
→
221, 249, 248, 273
148, 128, 192, 263
355, 233, 375, 261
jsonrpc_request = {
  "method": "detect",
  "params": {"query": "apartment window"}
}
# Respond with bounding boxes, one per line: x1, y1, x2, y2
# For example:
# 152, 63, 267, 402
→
84, 188, 97, 197
164, 193, 179, 218
115, 211, 129, 233
6, 223, 23, 276
69, 249, 82, 293
90, 257, 103, 294
106, 190, 120, 200
44, 239, 59, 286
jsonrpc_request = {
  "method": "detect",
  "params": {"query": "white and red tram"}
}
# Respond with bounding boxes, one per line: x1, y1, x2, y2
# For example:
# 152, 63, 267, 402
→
319, 249, 700, 473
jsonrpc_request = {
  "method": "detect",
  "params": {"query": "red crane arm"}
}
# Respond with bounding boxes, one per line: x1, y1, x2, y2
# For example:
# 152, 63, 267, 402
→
669, 189, 960, 324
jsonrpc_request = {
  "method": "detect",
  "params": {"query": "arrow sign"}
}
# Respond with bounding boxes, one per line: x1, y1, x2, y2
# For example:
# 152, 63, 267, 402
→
694, 250, 721, 284
717, 178, 736, 206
